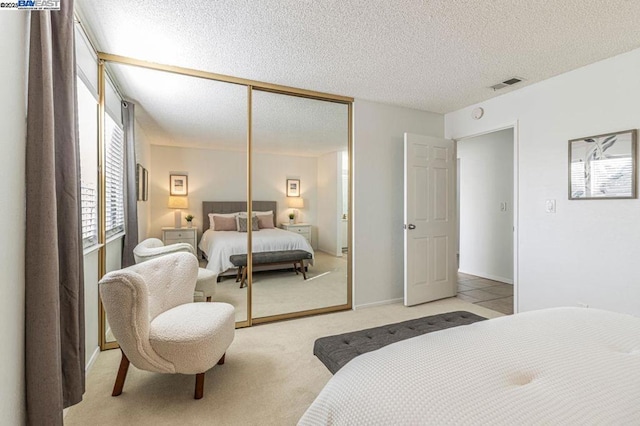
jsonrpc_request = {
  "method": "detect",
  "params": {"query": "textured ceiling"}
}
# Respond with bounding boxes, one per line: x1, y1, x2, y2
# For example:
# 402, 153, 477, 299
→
106, 63, 348, 155
77, 0, 640, 149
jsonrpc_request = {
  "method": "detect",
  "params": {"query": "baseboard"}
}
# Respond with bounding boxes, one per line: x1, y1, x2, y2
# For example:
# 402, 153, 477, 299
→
354, 297, 403, 310
318, 248, 343, 257
85, 345, 100, 374
458, 269, 513, 285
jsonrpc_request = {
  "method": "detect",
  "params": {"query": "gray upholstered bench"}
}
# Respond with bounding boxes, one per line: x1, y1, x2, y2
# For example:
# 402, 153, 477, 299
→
230, 250, 313, 288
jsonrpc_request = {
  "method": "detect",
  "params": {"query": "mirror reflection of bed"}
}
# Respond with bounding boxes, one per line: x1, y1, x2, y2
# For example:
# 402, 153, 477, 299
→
199, 201, 348, 320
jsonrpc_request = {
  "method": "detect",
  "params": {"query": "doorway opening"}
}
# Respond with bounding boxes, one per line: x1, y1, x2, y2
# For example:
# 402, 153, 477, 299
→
455, 128, 515, 315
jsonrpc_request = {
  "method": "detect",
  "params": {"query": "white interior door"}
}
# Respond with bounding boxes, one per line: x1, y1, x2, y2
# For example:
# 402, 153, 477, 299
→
404, 133, 457, 306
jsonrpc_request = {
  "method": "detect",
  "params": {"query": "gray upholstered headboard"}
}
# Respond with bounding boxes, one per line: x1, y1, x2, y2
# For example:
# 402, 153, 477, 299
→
202, 201, 277, 230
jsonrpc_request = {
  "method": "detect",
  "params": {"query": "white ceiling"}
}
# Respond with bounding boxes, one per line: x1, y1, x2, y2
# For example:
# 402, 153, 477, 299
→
106, 62, 349, 156
77, 0, 640, 150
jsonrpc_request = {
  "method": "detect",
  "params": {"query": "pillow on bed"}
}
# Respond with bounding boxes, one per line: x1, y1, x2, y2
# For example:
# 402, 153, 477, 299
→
208, 212, 238, 230
257, 214, 274, 229
237, 216, 259, 232
213, 215, 237, 231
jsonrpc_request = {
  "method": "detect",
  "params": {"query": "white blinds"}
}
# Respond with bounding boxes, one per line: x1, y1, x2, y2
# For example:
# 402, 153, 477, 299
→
105, 115, 125, 238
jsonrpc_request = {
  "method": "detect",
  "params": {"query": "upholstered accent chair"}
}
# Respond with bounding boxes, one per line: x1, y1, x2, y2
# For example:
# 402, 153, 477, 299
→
99, 252, 235, 399
133, 238, 217, 302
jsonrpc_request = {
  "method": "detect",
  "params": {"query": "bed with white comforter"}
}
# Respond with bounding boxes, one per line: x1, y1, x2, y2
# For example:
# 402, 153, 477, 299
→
299, 307, 640, 425
199, 228, 314, 275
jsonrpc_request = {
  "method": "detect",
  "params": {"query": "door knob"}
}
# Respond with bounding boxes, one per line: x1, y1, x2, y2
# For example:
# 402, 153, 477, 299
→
407, 224, 416, 230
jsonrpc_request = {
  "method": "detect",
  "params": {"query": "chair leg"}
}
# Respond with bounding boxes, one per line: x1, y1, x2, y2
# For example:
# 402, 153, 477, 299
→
300, 261, 308, 280
194, 373, 205, 400
294, 262, 299, 275
112, 350, 130, 397
235, 266, 242, 282
239, 267, 247, 288
217, 353, 226, 365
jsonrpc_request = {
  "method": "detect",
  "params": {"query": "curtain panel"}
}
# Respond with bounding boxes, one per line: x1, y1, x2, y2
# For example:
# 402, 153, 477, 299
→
25, 0, 85, 424
121, 100, 139, 267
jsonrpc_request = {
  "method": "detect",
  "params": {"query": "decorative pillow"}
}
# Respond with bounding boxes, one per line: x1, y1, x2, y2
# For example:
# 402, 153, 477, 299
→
237, 216, 260, 232
257, 214, 274, 229
208, 212, 238, 230
213, 215, 237, 231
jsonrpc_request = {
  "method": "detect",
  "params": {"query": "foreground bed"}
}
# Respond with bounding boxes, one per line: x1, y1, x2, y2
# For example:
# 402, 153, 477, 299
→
299, 307, 640, 425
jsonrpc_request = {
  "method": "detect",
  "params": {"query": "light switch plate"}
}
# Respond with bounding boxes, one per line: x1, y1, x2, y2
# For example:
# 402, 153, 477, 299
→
545, 199, 556, 213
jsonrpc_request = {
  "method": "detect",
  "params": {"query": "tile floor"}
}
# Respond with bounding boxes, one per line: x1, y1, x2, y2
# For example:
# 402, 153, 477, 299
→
456, 272, 514, 315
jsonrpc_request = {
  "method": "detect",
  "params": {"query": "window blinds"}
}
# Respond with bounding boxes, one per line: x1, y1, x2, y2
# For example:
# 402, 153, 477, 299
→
105, 115, 125, 238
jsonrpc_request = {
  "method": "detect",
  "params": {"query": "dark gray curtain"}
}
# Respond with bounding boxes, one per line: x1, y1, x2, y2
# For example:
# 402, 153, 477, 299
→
121, 101, 138, 267
25, 0, 85, 424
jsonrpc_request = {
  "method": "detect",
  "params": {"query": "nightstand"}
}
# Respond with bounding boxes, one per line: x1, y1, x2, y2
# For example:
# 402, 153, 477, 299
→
162, 227, 197, 253
280, 223, 312, 244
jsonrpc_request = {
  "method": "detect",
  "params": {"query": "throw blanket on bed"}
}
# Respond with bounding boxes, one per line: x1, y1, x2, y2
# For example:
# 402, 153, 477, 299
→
199, 228, 314, 275
299, 307, 640, 425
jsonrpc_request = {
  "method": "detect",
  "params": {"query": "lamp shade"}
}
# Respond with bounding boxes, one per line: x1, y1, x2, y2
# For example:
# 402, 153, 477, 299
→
168, 196, 188, 209
288, 197, 304, 209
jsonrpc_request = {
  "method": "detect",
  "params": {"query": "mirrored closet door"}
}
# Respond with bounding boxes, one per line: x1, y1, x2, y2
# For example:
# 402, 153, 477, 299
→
99, 61, 250, 341
250, 89, 350, 321
97, 54, 352, 346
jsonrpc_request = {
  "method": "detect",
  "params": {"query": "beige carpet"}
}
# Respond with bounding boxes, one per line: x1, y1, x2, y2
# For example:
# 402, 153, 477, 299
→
65, 298, 503, 426
213, 252, 348, 322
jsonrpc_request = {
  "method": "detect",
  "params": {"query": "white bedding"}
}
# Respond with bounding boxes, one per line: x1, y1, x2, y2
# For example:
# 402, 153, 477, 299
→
199, 228, 314, 275
300, 307, 640, 425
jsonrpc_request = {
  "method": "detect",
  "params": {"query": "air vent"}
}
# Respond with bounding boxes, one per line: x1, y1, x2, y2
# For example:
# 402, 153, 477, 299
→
490, 77, 525, 91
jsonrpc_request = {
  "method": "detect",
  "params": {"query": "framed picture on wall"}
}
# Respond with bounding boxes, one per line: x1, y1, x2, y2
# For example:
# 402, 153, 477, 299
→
170, 174, 188, 196
136, 164, 144, 201
136, 164, 149, 202
286, 179, 300, 197
569, 129, 637, 200
142, 168, 149, 201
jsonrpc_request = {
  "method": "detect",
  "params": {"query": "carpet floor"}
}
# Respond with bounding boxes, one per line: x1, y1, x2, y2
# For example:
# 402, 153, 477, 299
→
212, 251, 348, 322
65, 298, 503, 426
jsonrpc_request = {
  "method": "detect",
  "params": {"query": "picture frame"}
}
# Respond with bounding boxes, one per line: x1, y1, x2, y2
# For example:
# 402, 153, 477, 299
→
170, 174, 188, 196
142, 168, 148, 201
286, 179, 300, 197
136, 164, 149, 202
569, 129, 637, 200
136, 164, 143, 201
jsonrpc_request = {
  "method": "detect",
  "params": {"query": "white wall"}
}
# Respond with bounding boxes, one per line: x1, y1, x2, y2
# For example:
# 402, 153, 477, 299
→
149, 145, 318, 245
317, 151, 341, 256
353, 100, 444, 307
446, 47, 640, 315
457, 129, 514, 283
0, 11, 27, 426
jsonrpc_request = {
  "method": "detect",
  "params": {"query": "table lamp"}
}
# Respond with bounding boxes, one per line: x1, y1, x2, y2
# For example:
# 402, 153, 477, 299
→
287, 197, 304, 223
168, 196, 189, 228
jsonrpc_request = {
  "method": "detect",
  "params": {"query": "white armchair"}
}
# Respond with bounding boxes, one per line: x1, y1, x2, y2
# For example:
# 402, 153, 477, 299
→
99, 252, 235, 399
133, 238, 217, 302
133, 237, 193, 263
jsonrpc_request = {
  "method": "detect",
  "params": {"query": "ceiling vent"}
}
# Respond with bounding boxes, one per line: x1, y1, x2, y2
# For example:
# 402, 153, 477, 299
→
490, 77, 525, 91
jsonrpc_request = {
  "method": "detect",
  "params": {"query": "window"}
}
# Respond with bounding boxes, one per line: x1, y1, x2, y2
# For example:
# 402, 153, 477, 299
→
77, 77, 98, 248
105, 114, 125, 238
